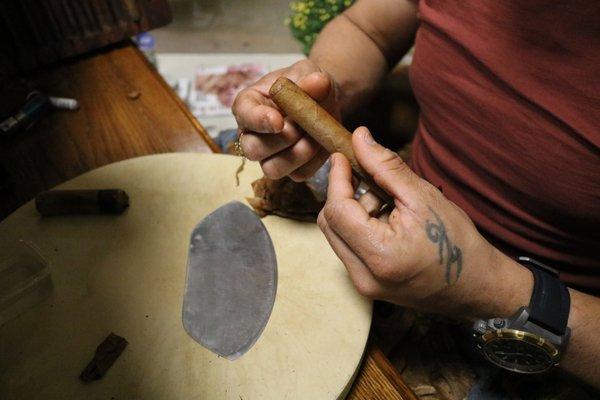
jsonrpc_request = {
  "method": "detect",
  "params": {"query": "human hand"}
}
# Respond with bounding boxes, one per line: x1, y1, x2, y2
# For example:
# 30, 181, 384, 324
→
317, 127, 532, 320
232, 59, 341, 181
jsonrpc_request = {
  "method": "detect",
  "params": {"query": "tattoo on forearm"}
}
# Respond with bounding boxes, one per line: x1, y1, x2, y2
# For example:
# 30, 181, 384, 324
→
425, 207, 463, 284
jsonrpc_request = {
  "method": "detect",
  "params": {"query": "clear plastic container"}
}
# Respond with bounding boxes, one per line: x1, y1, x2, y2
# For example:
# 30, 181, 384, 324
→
0, 240, 52, 325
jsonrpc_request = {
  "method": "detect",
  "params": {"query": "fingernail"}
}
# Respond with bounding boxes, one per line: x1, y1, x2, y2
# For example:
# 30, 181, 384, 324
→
262, 113, 273, 131
360, 128, 375, 145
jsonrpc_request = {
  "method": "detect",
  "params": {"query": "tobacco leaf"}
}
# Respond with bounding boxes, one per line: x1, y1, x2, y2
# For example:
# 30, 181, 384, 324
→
246, 176, 324, 222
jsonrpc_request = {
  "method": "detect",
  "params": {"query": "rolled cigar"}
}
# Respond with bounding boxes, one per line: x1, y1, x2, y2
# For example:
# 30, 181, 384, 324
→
35, 189, 129, 216
269, 77, 393, 205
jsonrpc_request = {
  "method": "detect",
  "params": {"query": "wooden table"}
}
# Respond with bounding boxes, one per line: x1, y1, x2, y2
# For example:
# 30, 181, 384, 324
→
0, 41, 417, 400
0, 42, 217, 220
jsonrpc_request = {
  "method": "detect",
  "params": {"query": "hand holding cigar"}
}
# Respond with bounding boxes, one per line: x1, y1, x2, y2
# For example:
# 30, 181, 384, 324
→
231, 60, 339, 181
269, 77, 393, 206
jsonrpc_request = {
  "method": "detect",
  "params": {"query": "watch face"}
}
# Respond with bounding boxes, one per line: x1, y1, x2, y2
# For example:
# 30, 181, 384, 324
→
482, 336, 556, 373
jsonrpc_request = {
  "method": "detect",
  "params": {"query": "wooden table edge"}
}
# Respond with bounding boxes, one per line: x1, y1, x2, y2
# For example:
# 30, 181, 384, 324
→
130, 42, 221, 154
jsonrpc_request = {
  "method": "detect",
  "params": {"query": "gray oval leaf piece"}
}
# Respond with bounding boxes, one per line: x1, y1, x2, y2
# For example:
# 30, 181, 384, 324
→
182, 201, 277, 360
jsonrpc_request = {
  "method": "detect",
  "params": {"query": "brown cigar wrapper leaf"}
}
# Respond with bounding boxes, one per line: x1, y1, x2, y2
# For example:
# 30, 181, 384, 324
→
269, 77, 393, 205
35, 189, 130, 216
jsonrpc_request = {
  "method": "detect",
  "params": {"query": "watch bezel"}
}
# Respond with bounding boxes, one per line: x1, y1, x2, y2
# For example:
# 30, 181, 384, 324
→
478, 328, 560, 374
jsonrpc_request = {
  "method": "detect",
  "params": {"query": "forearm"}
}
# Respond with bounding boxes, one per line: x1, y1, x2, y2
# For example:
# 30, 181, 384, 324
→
560, 289, 600, 386
308, 0, 418, 117
309, 14, 388, 117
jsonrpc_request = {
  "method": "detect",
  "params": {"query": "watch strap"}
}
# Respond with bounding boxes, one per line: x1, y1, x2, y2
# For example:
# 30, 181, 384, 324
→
519, 257, 570, 336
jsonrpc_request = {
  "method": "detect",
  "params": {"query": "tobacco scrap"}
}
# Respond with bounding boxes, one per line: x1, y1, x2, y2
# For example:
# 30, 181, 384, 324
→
246, 176, 325, 222
234, 157, 245, 186
79, 332, 128, 382
230, 132, 246, 186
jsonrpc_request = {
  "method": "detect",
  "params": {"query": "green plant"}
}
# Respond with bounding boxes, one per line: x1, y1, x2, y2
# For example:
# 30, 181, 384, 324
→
285, 0, 355, 55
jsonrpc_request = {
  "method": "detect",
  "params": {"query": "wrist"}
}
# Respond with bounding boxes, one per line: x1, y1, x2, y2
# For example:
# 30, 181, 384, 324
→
473, 256, 572, 375
490, 251, 535, 317
455, 247, 534, 321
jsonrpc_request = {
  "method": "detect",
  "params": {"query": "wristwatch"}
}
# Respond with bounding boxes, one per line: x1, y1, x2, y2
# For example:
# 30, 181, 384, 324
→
473, 257, 571, 373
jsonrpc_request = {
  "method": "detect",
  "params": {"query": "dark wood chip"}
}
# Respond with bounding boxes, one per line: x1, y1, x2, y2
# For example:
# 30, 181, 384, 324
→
80, 332, 128, 382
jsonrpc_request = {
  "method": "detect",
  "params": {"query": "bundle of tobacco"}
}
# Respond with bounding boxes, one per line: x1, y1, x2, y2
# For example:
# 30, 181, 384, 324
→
247, 176, 325, 222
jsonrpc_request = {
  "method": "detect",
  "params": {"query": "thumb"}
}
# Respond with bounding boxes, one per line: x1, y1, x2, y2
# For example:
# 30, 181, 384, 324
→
352, 126, 420, 207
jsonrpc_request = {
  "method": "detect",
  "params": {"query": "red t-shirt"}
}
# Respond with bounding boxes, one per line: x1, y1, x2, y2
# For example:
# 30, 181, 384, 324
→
409, 1, 600, 291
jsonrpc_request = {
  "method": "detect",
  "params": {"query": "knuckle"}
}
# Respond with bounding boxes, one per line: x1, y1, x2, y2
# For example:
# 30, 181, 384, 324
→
294, 59, 315, 70
322, 201, 343, 223
367, 254, 394, 281
231, 88, 251, 113
289, 170, 309, 182
289, 163, 318, 183
353, 279, 379, 298
260, 160, 286, 180
420, 180, 441, 198
372, 151, 409, 180
368, 252, 411, 284
281, 120, 303, 142
293, 138, 318, 161
242, 138, 263, 161
317, 211, 327, 231
293, 59, 308, 69
231, 91, 244, 114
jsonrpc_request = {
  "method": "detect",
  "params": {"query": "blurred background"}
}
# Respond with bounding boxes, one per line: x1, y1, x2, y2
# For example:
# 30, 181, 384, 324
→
145, 0, 418, 152
153, 0, 300, 53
